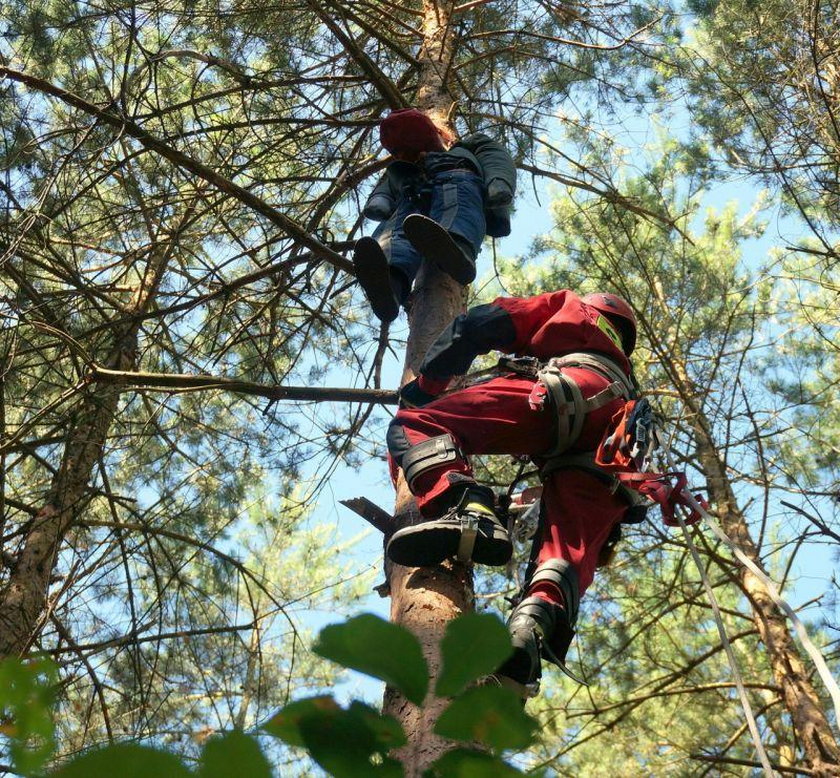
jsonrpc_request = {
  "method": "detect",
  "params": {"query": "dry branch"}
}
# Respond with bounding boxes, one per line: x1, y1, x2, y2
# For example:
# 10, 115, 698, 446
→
88, 364, 399, 405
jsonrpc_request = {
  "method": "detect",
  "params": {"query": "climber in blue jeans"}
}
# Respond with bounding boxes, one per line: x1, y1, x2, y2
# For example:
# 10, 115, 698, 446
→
353, 109, 517, 322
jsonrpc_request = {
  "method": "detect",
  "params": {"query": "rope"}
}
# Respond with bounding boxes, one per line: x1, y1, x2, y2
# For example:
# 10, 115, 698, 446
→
667, 481, 778, 777
661, 445, 840, 732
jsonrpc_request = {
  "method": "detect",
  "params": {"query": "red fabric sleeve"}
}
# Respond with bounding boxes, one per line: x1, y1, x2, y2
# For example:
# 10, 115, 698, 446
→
490, 291, 578, 352
490, 290, 631, 370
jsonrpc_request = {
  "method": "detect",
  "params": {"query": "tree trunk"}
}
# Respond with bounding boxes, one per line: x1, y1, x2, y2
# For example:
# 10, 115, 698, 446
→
672, 360, 840, 777
0, 233, 175, 658
382, 3, 476, 775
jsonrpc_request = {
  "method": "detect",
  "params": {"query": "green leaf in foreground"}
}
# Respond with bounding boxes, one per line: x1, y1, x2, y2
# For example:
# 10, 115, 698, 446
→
434, 685, 537, 751
197, 730, 272, 778
264, 696, 406, 777
313, 613, 428, 705
435, 613, 513, 697
422, 748, 524, 777
0, 657, 57, 775
50, 744, 192, 778
262, 695, 341, 746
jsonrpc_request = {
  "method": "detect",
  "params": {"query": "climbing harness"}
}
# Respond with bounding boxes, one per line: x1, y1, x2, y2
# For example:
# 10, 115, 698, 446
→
472, 353, 637, 458
532, 352, 636, 457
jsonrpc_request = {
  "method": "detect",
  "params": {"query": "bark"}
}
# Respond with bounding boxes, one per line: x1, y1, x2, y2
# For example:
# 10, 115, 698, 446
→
670, 358, 840, 778
380, 3, 474, 775
0, 233, 175, 658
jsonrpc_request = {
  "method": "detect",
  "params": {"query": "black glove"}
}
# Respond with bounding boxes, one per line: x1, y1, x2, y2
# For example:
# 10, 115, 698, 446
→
363, 193, 394, 221
399, 378, 439, 409
486, 178, 513, 207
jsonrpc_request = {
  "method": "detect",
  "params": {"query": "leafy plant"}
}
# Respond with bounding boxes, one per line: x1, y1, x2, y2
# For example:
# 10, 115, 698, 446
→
0, 657, 57, 775
265, 612, 538, 777
3, 615, 537, 776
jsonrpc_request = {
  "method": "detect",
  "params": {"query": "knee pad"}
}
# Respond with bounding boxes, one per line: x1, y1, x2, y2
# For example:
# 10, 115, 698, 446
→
400, 434, 466, 494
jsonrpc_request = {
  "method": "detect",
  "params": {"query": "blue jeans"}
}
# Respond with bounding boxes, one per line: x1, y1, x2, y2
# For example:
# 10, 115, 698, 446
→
372, 170, 486, 283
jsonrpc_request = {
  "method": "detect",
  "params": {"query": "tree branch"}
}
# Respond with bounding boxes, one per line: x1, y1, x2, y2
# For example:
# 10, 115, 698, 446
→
691, 753, 814, 776
0, 65, 353, 275
88, 364, 399, 405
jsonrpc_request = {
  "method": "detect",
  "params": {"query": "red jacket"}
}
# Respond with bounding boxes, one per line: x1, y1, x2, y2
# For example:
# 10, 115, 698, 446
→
417, 290, 631, 394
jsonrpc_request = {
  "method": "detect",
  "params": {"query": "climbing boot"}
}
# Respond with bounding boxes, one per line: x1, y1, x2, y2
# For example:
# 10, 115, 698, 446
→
402, 214, 477, 285
495, 597, 575, 689
353, 237, 400, 323
386, 484, 513, 568
494, 559, 583, 693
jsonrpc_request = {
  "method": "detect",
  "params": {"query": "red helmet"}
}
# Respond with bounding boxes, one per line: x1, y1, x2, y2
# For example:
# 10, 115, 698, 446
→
581, 292, 637, 355
379, 109, 448, 159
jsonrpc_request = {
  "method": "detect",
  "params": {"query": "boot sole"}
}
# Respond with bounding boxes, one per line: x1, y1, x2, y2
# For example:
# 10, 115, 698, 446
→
386, 518, 512, 567
353, 237, 399, 323
403, 214, 476, 285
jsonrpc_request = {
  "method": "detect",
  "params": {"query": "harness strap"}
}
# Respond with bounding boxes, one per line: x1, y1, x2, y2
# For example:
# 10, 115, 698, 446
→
456, 516, 479, 562
548, 352, 634, 397
537, 352, 635, 458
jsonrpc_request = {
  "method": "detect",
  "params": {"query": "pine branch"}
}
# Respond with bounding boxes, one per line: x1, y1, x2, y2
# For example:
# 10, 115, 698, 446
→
306, 0, 409, 109
88, 364, 399, 405
690, 754, 814, 776
0, 65, 353, 275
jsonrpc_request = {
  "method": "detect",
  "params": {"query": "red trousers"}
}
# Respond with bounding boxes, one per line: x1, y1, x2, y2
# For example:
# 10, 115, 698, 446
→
387, 372, 628, 599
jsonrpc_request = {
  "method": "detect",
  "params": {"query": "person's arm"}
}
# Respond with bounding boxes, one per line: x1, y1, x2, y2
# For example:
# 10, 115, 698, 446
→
404, 292, 569, 401
416, 302, 517, 393
399, 302, 516, 407
362, 174, 396, 221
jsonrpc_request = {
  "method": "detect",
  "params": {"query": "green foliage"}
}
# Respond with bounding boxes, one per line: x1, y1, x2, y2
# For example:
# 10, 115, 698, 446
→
434, 686, 537, 751
313, 614, 429, 706
423, 749, 531, 777
435, 613, 513, 698
265, 697, 403, 777
196, 731, 273, 778
51, 744, 193, 778
0, 658, 57, 775
263, 613, 537, 776
0, 615, 528, 777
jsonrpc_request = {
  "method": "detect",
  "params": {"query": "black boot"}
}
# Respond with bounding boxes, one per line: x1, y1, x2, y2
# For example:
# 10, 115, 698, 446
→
494, 559, 583, 695
496, 596, 574, 690
353, 237, 401, 323
402, 214, 477, 285
386, 484, 513, 567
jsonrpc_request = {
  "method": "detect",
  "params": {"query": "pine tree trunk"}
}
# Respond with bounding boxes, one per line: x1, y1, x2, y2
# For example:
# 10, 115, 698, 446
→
673, 361, 840, 777
381, 3, 476, 775
0, 236, 174, 658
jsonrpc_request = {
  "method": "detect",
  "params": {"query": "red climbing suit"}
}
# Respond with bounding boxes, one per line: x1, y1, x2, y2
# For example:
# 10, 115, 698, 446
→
387, 290, 635, 602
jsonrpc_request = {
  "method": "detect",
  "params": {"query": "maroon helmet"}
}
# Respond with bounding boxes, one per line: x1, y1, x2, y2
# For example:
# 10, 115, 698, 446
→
379, 109, 448, 160
582, 292, 637, 355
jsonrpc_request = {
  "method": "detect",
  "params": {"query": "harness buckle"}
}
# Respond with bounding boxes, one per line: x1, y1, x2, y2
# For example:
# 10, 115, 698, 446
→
497, 356, 540, 377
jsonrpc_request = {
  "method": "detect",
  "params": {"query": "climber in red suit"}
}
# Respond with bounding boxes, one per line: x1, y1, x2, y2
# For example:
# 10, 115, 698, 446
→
386, 290, 641, 692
